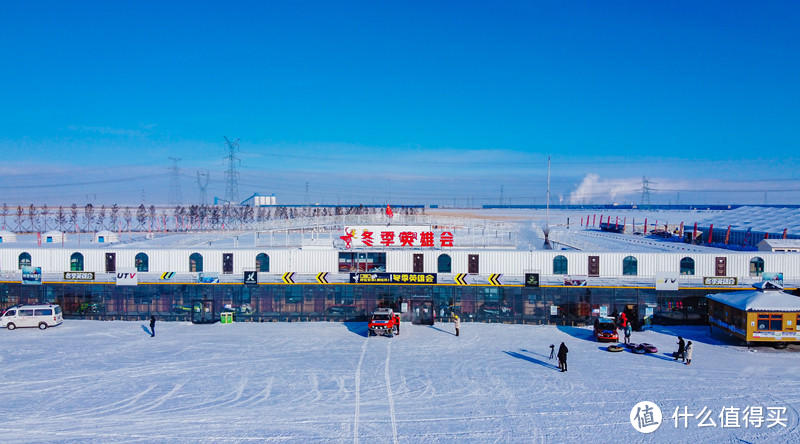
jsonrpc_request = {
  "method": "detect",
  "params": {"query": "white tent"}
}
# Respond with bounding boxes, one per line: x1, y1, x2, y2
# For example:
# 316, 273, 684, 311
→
0, 230, 17, 243
42, 231, 66, 244
95, 230, 119, 244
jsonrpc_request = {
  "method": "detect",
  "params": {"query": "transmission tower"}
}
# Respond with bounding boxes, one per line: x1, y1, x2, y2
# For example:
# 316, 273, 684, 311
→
223, 137, 241, 203
168, 157, 182, 204
196, 169, 210, 204
640, 176, 653, 205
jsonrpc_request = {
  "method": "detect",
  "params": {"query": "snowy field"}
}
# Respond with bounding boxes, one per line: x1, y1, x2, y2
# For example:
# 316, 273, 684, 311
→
1, 321, 799, 443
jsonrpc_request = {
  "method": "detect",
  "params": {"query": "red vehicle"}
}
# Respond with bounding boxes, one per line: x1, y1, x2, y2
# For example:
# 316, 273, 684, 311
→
594, 317, 619, 342
368, 308, 400, 337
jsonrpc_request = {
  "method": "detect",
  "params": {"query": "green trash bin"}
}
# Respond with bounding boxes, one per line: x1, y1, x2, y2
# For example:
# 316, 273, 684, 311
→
221, 312, 233, 324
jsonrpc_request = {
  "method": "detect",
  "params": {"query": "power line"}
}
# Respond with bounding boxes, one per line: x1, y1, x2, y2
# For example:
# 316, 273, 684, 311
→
168, 157, 182, 205
196, 169, 210, 204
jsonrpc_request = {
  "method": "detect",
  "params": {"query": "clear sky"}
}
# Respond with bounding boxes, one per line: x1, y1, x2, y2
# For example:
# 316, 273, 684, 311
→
1, 1, 799, 205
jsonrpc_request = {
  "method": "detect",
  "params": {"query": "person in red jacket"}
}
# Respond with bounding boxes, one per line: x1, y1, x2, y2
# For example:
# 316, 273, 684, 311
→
618, 312, 628, 330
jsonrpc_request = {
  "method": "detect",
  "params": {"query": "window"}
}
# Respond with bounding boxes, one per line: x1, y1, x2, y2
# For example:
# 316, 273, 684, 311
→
679, 257, 695, 275
55, 306, 62, 315
4, 310, 15, 317
622, 256, 637, 276
70, 252, 84, 271
46, 236, 53, 243
757, 314, 783, 331
256, 253, 270, 272
34, 309, 52, 316
437, 254, 452, 273
553, 255, 568, 275
338, 252, 387, 272
19, 309, 34, 316
749, 257, 764, 278
189, 253, 203, 272
135, 253, 149, 272
18, 252, 32, 269
98, 236, 105, 243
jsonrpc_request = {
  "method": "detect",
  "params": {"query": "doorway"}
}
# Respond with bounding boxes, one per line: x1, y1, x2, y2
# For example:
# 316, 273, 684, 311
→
413, 254, 424, 273
468, 255, 479, 274
223, 253, 233, 274
411, 299, 434, 325
588, 256, 599, 277
715, 257, 727, 276
105, 253, 116, 273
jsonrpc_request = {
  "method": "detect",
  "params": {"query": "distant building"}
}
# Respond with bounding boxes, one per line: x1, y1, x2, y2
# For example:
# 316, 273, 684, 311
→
0, 230, 17, 243
42, 231, 66, 244
95, 230, 119, 244
758, 239, 800, 252
241, 193, 277, 207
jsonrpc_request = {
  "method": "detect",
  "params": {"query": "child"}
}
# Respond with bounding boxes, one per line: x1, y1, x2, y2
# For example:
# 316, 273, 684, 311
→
549, 344, 555, 360
685, 341, 693, 365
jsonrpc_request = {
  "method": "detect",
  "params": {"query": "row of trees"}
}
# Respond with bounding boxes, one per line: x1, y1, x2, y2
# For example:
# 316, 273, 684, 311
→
0, 203, 422, 233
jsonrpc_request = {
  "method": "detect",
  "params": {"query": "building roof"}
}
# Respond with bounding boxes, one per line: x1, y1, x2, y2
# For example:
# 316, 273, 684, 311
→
706, 288, 800, 312
757, 239, 800, 248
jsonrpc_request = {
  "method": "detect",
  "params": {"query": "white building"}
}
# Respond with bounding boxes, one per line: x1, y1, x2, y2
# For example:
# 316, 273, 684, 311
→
95, 230, 119, 244
757, 239, 800, 252
241, 193, 277, 206
0, 230, 17, 243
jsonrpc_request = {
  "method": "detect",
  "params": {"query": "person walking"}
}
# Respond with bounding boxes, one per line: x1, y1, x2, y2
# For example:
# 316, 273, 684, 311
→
624, 323, 632, 345
149, 315, 156, 338
685, 341, 693, 365
453, 315, 460, 337
549, 344, 555, 360
674, 336, 685, 362
619, 311, 628, 330
557, 342, 568, 372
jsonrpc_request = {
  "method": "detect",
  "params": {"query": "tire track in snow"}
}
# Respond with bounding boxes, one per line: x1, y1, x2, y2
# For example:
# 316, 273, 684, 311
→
353, 337, 368, 444
384, 340, 398, 444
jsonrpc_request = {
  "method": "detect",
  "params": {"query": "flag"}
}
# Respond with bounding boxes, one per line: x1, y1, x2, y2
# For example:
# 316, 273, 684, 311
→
707, 224, 713, 244
725, 225, 731, 244
37, 232, 41, 246
783, 228, 788, 239
386, 204, 393, 218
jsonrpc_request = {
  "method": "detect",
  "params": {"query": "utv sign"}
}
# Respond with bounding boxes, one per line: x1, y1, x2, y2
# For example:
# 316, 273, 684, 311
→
116, 271, 139, 286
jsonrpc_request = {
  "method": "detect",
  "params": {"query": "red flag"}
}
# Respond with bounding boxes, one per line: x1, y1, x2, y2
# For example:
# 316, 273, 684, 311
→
783, 228, 788, 239
592, 214, 596, 226
679, 221, 684, 237
764, 232, 769, 240
37, 232, 41, 246
644, 218, 648, 234
386, 205, 393, 218
692, 222, 697, 241
725, 225, 731, 244
707, 224, 713, 244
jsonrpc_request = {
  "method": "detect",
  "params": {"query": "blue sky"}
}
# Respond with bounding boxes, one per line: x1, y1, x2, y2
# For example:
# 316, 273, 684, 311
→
1, 1, 799, 205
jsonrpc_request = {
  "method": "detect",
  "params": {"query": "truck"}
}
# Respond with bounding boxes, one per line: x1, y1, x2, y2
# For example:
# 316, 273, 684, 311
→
368, 307, 400, 337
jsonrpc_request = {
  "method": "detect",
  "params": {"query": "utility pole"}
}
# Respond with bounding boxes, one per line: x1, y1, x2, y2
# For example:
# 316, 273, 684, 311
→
499, 185, 504, 206
168, 157, 182, 205
544, 156, 551, 248
196, 169, 210, 204
224, 137, 240, 204
640, 176, 652, 206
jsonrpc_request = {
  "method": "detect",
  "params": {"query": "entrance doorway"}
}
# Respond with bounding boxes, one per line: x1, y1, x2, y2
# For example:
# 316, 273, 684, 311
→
105, 253, 116, 273
411, 298, 434, 325
413, 254, 423, 273
192, 300, 217, 324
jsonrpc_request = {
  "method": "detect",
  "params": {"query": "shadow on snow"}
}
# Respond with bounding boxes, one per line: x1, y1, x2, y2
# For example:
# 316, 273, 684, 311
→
504, 350, 560, 371
343, 322, 368, 337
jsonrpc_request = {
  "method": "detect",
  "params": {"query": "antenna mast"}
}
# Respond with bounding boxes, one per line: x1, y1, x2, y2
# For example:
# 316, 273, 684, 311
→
196, 169, 210, 204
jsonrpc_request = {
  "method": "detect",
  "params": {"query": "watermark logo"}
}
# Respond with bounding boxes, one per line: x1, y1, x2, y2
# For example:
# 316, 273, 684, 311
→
630, 401, 662, 433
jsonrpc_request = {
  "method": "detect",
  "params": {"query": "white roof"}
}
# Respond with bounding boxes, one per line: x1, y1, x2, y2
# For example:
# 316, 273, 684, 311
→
758, 239, 800, 248
706, 289, 800, 312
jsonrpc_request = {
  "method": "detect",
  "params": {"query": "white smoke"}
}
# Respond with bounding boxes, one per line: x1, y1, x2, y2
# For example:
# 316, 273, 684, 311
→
569, 174, 642, 204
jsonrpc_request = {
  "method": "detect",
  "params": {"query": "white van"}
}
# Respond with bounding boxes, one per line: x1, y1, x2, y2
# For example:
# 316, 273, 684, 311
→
1, 304, 63, 330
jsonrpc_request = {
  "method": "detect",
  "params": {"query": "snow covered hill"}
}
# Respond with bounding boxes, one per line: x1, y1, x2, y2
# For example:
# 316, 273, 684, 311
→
0, 321, 798, 443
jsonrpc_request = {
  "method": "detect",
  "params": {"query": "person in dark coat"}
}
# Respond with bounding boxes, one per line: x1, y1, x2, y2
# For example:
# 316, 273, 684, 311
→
557, 342, 568, 372
674, 336, 685, 362
150, 315, 156, 337
549, 344, 555, 360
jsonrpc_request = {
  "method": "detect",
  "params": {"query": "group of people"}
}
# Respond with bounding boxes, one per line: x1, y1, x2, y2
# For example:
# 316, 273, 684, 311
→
618, 312, 632, 344
675, 336, 693, 365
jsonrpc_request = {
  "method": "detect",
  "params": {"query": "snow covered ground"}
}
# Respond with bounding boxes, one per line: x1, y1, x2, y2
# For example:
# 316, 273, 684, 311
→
1, 321, 799, 443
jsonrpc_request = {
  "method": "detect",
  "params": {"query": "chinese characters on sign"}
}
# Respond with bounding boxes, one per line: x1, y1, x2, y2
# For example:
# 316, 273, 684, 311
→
350, 273, 437, 284
63, 272, 95, 281
703, 277, 738, 286
340, 226, 454, 249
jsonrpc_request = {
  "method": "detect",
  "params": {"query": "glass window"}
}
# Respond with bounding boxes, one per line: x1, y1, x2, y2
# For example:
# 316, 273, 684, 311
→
189, 253, 203, 273
70, 253, 84, 271
757, 314, 783, 331
256, 253, 270, 272
437, 254, 452, 273
338, 252, 387, 272
55, 306, 62, 314
622, 256, 637, 276
135, 253, 149, 272
749, 257, 764, 278
553, 255, 568, 275
34, 309, 52, 316
18, 252, 32, 269
4, 310, 16, 317
19, 309, 34, 316
679, 257, 695, 275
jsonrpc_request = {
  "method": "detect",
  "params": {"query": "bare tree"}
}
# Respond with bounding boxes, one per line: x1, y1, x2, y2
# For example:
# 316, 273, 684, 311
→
110, 204, 119, 231
41, 204, 49, 231
211, 206, 221, 227
27, 204, 38, 232
148, 205, 156, 232
96, 204, 106, 231
1, 203, 8, 230
15, 205, 24, 231
123, 206, 132, 231
56, 206, 66, 231
69, 204, 79, 232
83, 203, 94, 232
136, 204, 146, 230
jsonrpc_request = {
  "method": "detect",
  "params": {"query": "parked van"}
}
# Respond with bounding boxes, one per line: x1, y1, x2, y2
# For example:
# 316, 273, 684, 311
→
1, 304, 63, 330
